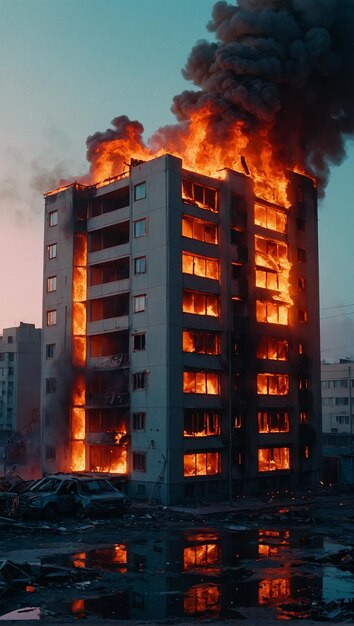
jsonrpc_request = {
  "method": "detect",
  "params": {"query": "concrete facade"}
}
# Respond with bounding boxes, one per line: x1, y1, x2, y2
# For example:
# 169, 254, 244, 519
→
41, 154, 322, 504
321, 359, 354, 434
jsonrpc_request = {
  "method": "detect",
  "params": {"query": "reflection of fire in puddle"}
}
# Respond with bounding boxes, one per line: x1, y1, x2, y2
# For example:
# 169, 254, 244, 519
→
49, 592, 130, 620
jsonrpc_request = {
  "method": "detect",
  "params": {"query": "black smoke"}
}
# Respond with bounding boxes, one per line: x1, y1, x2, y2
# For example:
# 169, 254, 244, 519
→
87, 1, 354, 195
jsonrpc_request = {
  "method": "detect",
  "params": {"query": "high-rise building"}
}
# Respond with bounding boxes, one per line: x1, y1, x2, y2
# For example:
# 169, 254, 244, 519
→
41, 154, 321, 503
0, 322, 41, 475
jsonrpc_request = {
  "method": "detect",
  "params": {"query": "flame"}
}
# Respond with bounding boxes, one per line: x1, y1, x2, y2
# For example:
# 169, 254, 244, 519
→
258, 579, 290, 605
72, 599, 85, 614
184, 452, 220, 476
184, 583, 220, 616
258, 447, 290, 472
184, 544, 220, 572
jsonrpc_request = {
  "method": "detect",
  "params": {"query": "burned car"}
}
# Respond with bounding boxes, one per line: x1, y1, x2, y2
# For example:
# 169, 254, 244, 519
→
17, 474, 129, 519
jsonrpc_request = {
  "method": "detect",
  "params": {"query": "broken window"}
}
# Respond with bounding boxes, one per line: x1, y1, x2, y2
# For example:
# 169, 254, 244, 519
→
256, 337, 288, 360
182, 214, 218, 244
184, 410, 220, 436
132, 412, 146, 431
133, 452, 146, 472
184, 452, 220, 476
47, 275, 57, 292
182, 180, 218, 212
133, 294, 146, 313
47, 309, 57, 326
134, 182, 146, 201
256, 300, 289, 325
46, 343, 55, 359
182, 330, 220, 354
49, 210, 58, 227
257, 373, 289, 395
258, 410, 290, 433
133, 333, 146, 351
254, 203, 287, 233
183, 290, 219, 317
48, 243, 57, 259
183, 370, 220, 395
133, 218, 146, 238
134, 256, 146, 274
88, 445, 127, 473
258, 447, 290, 472
132, 371, 147, 390
45, 378, 56, 394
182, 252, 219, 280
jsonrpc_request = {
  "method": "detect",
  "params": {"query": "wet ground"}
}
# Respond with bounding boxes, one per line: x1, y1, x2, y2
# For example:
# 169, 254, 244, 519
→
0, 489, 354, 623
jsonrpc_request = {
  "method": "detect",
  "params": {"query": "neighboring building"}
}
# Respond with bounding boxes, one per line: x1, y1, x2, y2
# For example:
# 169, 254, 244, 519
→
41, 153, 321, 504
321, 359, 354, 485
0, 322, 41, 475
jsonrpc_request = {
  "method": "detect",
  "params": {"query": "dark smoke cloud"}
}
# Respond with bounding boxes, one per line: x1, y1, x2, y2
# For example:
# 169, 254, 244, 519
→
86, 1, 354, 195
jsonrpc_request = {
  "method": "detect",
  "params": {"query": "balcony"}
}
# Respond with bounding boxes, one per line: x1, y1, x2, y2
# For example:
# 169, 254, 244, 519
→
86, 391, 130, 408
88, 354, 129, 370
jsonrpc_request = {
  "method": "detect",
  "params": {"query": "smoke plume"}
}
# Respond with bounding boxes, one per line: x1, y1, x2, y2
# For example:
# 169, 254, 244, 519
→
85, 0, 354, 196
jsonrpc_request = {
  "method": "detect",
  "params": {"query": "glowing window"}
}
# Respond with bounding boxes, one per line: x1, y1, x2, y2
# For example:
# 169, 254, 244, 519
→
182, 180, 218, 212
183, 371, 220, 395
184, 544, 220, 570
47, 275, 57, 293
184, 584, 220, 616
257, 373, 289, 395
48, 243, 57, 259
258, 579, 290, 604
49, 210, 58, 227
256, 337, 288, 360
254, 203, 287, 233
300, 411, 308, 424
183, 290, 219, 317
298, 309, 308, 322
258, 410, 289, 432
184, 452, 220, 476
298, 276, 306, 290
234, 414, 242, 429
182, 215, 218, 244
258, 447, 290, 472
184, 410, 220, 436
182, 330, 220, 354
256, 268, 287, 292
47, 309, 57, 326
182, 252, 219, 280
256, 300, 289, 325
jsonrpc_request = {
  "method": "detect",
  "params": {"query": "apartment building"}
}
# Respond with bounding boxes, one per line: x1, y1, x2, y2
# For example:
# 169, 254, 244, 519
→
41, 153, 321, 503
321, 359, 354, 434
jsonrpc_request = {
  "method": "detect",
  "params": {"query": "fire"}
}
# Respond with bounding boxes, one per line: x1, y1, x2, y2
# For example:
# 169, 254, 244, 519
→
184, 583, 220, 616
258, 579, 290, 605
184, 543, 220, 572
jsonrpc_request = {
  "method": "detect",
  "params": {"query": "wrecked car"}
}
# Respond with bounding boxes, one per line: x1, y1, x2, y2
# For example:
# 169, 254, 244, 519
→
17, 474, 129, 519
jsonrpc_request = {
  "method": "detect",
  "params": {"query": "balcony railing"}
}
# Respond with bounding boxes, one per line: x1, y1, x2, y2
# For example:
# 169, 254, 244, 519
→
86, 391, 130, 407
88, 354, 129, 370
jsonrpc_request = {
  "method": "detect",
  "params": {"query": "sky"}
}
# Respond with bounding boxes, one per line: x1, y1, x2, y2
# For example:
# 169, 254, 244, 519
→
0, 0, 353, 361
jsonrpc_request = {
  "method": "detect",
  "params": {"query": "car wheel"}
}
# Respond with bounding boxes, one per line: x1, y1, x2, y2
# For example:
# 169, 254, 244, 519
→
44, 503, 58, 520
76, 504, 87, 519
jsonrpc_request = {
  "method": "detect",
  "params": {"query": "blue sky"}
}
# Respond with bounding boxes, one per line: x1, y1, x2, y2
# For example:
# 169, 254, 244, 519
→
0, 0, 353, 360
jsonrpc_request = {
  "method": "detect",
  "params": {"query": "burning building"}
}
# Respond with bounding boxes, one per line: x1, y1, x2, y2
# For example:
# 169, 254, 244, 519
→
41, 153, 321, 501
41, 0, 354, 502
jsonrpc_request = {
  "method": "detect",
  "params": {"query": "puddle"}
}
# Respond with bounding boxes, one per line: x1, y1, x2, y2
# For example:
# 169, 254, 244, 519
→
3, 526, 354, 621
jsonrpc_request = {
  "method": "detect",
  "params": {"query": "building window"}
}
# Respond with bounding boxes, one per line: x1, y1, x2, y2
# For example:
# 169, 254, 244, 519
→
234, 414, 242, 428
297, 218, 306, 231
184, 452, 220, 476
183, 370, 220, 395
134, 256, 146, 274
45, 378, 56, 394
256, 337, 288, 360
46, 343, 56, 359
132, 412, 146, 431
0, 354, 4, 361
133, 333, 146, 351
184, 410, 220, 437
8, 353, 14, 362
133, 219, 146, 238
299, 377, 309, 390
182, 180, 218, 212
300, 411, 309, 424
183, 290, 219, 317
8, 367, 14, 376
258, 447, 290, 472
256, 300, 289, 325
298, 276, 306, 290
257, 373, 289, 395
48, 243, 57, 259
49, 210, 58, 227
133, 371, 147, 390
255, 236, 288, 268
7, 336, 13, 344
298, 309, 308, 322
182, 252, 219, 280
254, 203, 287, 233
47, 309, 57, 326
335, 397, 348, 405
133, 294, 146, 313
321, 380, 330, 389
258, 410, 290, 433
182, 330, 220, 355
297, 248, 306, 262
256, 268, 287, 292
133, 452, 146, 472
134, 182, 146, 201
47, 275, 57, 292
45, 445, 56, 460
182, 214, 218, 244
